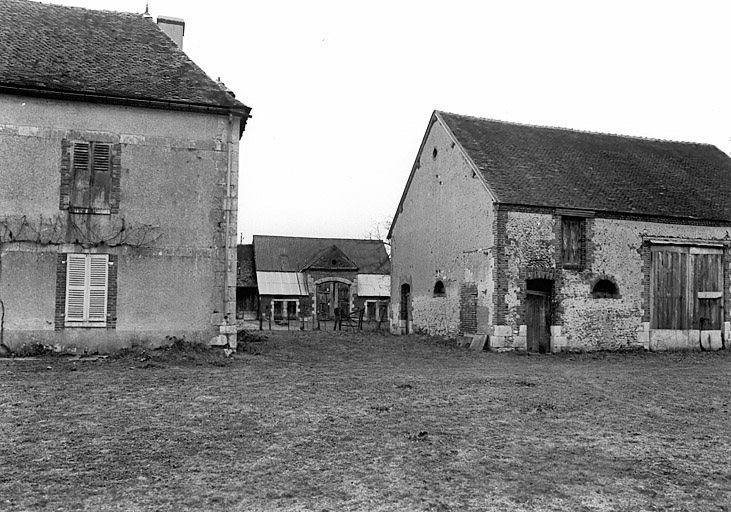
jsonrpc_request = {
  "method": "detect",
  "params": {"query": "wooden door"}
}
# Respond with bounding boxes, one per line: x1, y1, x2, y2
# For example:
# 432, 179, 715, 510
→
336, 282, 350, 316
651, 246, 689, 329
650, 245, 724, 348
691, 249, 723, 330
526, 291, 550, 353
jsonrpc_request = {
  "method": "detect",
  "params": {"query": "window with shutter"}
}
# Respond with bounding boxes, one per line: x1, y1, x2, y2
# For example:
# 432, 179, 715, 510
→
69, 142, 112, 214
562, 217, 584, 268
64, 254, 109, 327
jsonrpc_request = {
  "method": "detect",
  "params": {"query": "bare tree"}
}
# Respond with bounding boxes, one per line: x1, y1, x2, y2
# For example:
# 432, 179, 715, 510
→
366, 217, 392, 256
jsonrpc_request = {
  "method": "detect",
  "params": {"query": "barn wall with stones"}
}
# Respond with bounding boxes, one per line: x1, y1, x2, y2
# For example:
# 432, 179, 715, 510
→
0, 94, 241, 352
390, 118, 494, 337
493, 208, 731, 351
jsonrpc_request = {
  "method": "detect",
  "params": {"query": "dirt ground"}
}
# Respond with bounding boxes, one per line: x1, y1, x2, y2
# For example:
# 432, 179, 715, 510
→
1, 331, 730, 511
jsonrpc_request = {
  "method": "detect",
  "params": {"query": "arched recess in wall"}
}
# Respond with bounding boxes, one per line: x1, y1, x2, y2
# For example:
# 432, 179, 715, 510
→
400, 283, 411, 334
433, 280, 445, 297
591, 277, 620, 299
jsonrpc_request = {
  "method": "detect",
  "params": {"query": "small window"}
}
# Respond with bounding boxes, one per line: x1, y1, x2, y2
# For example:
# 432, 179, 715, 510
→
433, 280, 446, 297
591, 279, 619, 299
562, 217, 585, 268
366, 301, 377, 321
70, 142, 113, 214
65, 253, 109, 327
273, 300, 299, 321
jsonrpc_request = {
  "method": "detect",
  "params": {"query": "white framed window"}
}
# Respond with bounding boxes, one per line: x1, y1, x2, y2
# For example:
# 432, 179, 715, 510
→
65, 253, 109, 327
272, 299, 299, 321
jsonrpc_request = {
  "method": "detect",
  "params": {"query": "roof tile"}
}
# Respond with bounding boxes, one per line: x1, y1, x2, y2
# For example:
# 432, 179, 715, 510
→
438, 111, 731, 222
0, 0, 248, 112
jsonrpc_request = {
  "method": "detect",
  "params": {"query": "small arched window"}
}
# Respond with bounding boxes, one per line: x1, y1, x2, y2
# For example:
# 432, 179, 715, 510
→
433, 280, 446, 297
591, 279, 619, 299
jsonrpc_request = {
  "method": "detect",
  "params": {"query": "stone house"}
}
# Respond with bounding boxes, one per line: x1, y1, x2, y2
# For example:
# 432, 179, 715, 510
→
238, 236, 390, 326
388, 111, 731, 352
0, 0, 251, 352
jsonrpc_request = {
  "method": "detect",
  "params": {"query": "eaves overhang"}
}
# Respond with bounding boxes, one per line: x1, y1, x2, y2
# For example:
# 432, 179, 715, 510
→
0, 83, 253, 136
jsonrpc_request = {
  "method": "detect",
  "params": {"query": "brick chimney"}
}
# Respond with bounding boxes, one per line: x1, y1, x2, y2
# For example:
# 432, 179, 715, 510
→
157, 16, 185, 49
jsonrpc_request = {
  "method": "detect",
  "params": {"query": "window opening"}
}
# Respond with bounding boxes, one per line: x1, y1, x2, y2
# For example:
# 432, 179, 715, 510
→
65, 253, 109, 326
562, 217, 584, 268
70, 141, 112, 214
433, 280, 446, 297
591, 279, 619, 299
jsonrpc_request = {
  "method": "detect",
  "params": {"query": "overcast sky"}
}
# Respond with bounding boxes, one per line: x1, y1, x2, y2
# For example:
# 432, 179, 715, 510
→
45, 0, 731, 243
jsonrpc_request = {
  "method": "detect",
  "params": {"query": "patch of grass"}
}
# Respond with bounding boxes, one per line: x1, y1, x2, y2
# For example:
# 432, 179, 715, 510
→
2, 331, 731, 511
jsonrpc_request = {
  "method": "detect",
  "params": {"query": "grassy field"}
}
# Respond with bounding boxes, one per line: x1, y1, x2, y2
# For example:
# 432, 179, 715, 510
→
1, 331, 731, 511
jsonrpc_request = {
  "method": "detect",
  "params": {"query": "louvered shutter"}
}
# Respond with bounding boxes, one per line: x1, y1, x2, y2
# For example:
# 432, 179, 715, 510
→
70, 142, 91, 210
87, 255, 109, 322
90, 143, 112, 212
562, 217, 582, 267
64, 254, 108, 325
65, 254, 88, 322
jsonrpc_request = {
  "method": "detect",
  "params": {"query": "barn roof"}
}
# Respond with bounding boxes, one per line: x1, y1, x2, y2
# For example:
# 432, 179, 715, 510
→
252, 236, 391, 274
0, 0, 250, 117
436, 111, 731, 222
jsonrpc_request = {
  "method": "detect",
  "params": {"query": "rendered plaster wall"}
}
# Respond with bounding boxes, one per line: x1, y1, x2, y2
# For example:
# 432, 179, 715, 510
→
0, 95, 240, 351
390, 118, 494, 337
498, 210, 730, 351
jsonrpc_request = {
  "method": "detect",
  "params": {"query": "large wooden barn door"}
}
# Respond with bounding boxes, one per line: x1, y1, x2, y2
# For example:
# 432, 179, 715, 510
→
650, 245, 724, 349
692, 249, 723, 331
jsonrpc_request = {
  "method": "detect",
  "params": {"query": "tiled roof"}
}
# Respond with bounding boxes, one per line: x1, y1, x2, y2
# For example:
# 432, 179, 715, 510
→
0, 0, 249, 114
438, 111, 731, 222
252, 236, 391, 274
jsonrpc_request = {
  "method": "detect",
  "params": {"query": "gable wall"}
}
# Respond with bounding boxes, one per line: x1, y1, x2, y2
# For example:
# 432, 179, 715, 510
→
0, 94, 240, 351
390, 119, 494, 336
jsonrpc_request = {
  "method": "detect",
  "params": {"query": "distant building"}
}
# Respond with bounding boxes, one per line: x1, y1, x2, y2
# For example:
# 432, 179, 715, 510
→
389, 111, 731, 351
237, 236, 391, 328
0, 0, 251, 352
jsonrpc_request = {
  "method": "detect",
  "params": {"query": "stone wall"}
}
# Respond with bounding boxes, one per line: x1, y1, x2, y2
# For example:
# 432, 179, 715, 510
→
493, 208, 731, 351
390, 116, 494, 337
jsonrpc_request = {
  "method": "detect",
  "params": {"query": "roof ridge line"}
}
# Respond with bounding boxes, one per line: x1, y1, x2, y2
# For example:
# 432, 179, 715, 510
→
435, 110, 714, 148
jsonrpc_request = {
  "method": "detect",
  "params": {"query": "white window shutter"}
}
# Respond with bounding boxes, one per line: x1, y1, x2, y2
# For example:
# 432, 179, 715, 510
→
65, 254, 88, 322
65, 254, 108, 325
87, 255, 109, 322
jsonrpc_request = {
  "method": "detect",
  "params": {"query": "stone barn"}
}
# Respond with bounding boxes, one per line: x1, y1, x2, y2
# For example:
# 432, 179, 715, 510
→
388, 111, 731, 352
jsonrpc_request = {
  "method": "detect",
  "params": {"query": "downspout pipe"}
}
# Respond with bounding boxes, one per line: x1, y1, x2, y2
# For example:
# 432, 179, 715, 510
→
224, 113, 235, 349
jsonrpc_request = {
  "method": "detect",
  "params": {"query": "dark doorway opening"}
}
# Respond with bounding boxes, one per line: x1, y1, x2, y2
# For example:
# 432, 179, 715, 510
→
526, 278, 553, 353
400, 283, 411, 334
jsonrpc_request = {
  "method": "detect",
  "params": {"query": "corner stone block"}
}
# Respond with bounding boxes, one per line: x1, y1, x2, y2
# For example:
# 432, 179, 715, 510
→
637, 331, 650, 350
210, 312, 224, 326
706, 331, 723, 351
550, 325, 562, 337
219, 324, 238, 334
513, 336, 527, 351
518, 325, 527, 337
489, 336, 506, 350
551, 336, 568, 353
493, 325, 512, 337
209, 334, 228, 346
